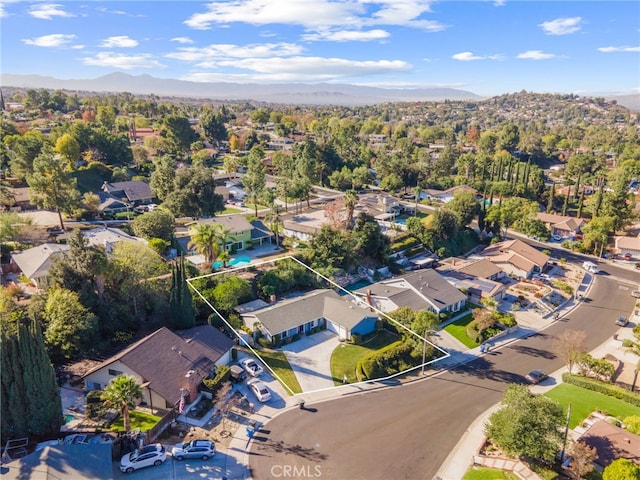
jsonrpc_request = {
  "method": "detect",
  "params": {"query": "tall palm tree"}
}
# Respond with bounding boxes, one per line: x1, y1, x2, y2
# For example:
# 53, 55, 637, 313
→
101, 375, 142, 433
215, 225, 236, 264
344, 190, 358, 229
188, 224, 221, 270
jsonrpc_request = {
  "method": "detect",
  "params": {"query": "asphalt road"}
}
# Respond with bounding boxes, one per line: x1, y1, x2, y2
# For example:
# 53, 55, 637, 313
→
248, 273, 637, 480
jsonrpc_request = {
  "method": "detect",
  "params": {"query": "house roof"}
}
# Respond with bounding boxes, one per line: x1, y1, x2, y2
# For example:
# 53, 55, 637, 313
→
193, 215, 253, 234
102, 181, 153, 202
11, 243, 70, 280
82, 227, 144, 248
96, 191, 129, 211
481, 239, 549, 269
359, 269, 467, 312
242, 289, 372, 335
536, 212, 586, 232
8, 186, 31, 204
1, 443, 113, 480
615, 235, 640, 251
250, 219, 273, 240
453, 258, 503, 279
83, 326, 233, 404
579, 419, 640, 467
443, 185, 479, 196
441, 271, 505, 298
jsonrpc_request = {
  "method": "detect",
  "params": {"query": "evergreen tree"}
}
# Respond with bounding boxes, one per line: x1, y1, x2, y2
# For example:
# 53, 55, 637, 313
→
547, 183, 555, 213
562, 190, 569, 216
169, 257, 195, 330
1, 317, 62, 443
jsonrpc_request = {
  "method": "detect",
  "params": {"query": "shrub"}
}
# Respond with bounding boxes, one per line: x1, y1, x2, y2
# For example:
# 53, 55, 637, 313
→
350, 334, 362, 345
201, 365, 230, 393
257, 337, 272, 348
562, 373, 640, 407
356, 341, 414, 380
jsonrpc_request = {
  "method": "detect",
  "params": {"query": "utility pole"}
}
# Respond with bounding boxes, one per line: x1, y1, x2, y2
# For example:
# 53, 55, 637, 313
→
560, 403, 572, 462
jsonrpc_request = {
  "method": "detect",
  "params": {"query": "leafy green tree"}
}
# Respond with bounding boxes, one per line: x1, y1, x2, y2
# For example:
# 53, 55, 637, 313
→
352, 212, 389, 264
54, 133, 81, 168
1, 317, 63, 443
101, 374, 143, 433
379, 172, 403, 194
131, 209, 175, 241
188, 224, 222, 269
163, 167, 224, 218
96, 106, 117, 131
169, 257, 195, 329
427, 209, 459, 241
43, 287, 99, 360
0, 211, 33, 243
602, 458, 640, 480
199, 107, 228, 147
485, 384, 564, 462
601, 168, 634, 232
161, 114, 198, 157
447, 190, 480, 226
309, 224, 354, 271
5, 130, 50, 180
622, 415, 640, 435
581, 216, 614, 256
244, 146, 266, 216
150, 156, 177, 201
497, 124, 520, 152
26, 146, 81, 230
212, 276, 252, 314
485, 197, 537, 239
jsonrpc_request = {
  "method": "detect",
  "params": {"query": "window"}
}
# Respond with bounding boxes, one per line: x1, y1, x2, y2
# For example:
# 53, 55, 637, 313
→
108, 369, 123, 376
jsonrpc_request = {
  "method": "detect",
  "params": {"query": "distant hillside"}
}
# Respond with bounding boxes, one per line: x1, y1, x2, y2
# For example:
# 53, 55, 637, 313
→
0, 72, 483, 106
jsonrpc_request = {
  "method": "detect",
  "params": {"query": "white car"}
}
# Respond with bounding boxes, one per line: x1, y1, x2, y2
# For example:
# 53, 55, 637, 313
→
120, 443, 167, 473
171, 439, 215, 461
631, 290, 640, 299
248, 378, 272, 402
240, 358, 264, 377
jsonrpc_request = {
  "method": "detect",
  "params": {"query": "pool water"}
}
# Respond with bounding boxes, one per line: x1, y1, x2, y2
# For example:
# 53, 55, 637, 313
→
213, 255, 252, 269
342, 279, 372, 293
64, 414, 75, 424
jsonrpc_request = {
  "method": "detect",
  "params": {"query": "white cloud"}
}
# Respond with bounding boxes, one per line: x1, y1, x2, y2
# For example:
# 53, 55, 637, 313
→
166, 42, 304, 62
29, 3, 75, 20
171, 37, 194, 44
517, 50, 556, 60
539, 17, 582, 35
22, 33, 77, 47
493, 0, 506, 6
452, 52, 485, 61
99, 36, 139, 48
81, 52, 166, 69
184, 0, 445, 32
598, 45, 640, 53
182, 56, 411, 82
302, 29, 390, 42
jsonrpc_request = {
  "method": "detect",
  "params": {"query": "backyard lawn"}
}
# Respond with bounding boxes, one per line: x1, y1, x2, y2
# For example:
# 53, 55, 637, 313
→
109, 410, 161, 432
330, 330, 399, 384
544, 383, 640, 428
463, 467, 519, 480
257, 349, 303, 395
443, 313, 480, 348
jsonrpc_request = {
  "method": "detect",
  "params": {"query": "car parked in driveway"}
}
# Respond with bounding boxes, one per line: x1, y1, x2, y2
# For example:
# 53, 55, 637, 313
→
171, 439, 215, 461
631, 290, 640, 298
240, 358, 264, 377
248, 378, 272, 402
525, 369, 548, 385
120, 443, 166, 473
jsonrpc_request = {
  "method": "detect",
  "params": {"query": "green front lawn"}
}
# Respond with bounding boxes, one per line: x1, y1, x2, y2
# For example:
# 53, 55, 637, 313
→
220, 206, 243, 214
109, 410, 161, 432
330, 330, 399, 384
443, 313, 479, 348
545, 383, 640, 428
463, 466, 519, 480
257, 349, 303, 395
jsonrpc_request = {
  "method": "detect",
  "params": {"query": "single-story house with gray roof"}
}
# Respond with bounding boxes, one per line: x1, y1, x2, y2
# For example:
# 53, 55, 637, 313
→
239, 289, 377, 342
354, 269, 467, 317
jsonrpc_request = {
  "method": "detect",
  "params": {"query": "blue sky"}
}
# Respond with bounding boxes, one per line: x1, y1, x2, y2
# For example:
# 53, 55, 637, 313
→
1, 1, 638, 96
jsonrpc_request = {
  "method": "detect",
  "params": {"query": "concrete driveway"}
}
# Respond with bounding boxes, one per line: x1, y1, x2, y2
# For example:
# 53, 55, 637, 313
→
281, 330, 339, 392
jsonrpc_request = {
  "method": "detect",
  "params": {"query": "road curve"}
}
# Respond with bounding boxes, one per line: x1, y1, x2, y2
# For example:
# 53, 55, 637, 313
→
248, 274, 635, 480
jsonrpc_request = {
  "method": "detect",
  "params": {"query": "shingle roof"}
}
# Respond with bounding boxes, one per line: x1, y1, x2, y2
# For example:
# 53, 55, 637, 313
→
193, 215, 253, 234
481, 239, 549, 269
11, 243, 70, 280
580, 419, 640, 467
83, 326, 233, 404
615, 235, 640, 251
103, 181, 153, 202
454, 258, 503, 279
244, 289, 372, 335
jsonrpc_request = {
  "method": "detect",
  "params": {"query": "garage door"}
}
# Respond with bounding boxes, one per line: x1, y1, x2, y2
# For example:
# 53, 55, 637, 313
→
326, 320, 346, 339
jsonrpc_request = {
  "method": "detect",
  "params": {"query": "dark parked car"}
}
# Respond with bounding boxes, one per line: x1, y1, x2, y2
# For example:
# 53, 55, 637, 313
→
525, 369, 548, 385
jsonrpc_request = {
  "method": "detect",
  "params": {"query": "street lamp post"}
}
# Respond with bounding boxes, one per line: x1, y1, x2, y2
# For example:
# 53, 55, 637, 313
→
422, 329, 436, 375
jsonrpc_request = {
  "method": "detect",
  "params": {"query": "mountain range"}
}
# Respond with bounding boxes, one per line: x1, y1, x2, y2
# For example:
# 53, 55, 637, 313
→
1, 72, 483, 106
1, 72, 638, 110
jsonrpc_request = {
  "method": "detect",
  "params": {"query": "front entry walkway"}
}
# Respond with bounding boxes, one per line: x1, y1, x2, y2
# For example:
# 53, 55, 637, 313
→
281, 330, 339, 393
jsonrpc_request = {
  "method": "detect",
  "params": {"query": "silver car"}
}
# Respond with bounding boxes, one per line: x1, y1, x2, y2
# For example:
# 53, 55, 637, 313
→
171, 439, 216, 461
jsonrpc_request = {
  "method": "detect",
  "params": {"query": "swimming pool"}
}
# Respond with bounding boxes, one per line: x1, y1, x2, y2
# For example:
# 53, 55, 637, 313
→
213, 255, 252, 269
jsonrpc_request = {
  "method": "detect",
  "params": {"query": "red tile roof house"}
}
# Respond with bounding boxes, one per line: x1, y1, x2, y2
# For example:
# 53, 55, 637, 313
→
614, 234, 640, 260
536, 212, 587, 240
82, 326, 234, 411
480, 239, 549, 280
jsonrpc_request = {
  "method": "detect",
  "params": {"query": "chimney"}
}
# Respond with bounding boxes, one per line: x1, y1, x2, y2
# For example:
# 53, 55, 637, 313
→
184, 370, 198, 403
366, 289, 372, 306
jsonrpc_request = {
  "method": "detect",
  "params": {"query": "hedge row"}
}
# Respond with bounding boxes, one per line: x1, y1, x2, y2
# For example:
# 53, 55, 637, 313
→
390, 235, 420, 253
356, 340, 415, 380
562, 373, 640, 407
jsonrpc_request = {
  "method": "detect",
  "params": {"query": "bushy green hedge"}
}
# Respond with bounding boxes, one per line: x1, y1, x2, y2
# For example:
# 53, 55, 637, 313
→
356, 340, 416, 380
390, 235, 420, 253
562, 373, 640, 407
201, 365, 230, 393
